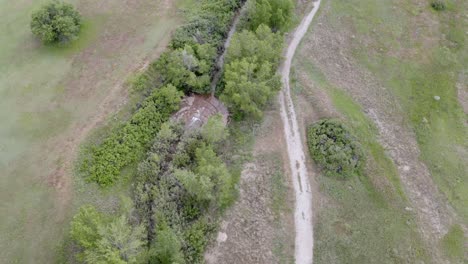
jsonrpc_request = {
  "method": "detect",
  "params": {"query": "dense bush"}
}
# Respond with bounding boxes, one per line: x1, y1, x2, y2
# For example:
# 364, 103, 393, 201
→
171, 0, 243, 50
431, 0, 446, 11
307, 119, 364, 178
221, 24, 283, 118
246, 0, 294, 31
81, 85, 183, 186
133, 121, 233, 263
70, 205, 146, 263
30, 1, 82, 44
156, 44, 216, 94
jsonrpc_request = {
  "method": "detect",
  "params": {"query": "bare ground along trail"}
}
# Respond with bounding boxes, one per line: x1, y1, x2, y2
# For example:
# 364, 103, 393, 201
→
279, 1, 321, 263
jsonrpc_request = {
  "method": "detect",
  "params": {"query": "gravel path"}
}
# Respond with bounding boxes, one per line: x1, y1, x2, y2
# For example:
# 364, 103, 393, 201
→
278, 1, 321, 263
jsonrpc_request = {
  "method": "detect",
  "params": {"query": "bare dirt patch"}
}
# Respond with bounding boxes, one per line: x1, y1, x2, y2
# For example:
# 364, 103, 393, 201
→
205, 105, 295, 264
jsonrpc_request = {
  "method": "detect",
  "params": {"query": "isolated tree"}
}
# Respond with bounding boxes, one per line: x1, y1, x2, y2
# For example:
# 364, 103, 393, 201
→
307, 119, 364, 178
30, 1, 82, 44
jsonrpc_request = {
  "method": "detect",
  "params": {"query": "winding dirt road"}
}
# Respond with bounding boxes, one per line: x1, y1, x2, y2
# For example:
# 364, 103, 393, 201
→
279, 1, 321, 263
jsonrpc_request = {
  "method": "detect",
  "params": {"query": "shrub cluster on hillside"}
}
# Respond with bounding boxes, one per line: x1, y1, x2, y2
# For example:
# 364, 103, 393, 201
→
80, 0, 246, 187
246, 0, 294, 32
220, 0, 293, 119
307, 119, 364, 179
30, 1, 82, 44
81, 85, 183, 186
73, 118, 233, 263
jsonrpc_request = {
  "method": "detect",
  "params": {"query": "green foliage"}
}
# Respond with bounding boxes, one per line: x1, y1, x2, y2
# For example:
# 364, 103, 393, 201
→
149, 225, 185, 264
81, 85, 183, 186
227, 24, 283, 66
70, 206, 146, 264
221, 24, 283, 119
307, 119, 364, 179
70, 205, 103, 250
201, 114, 229, 144
221, 57, 281, 119
30, 1, 82, 44
431, 0, 446, 11
246, 0, 294, 31
171, 0, 242, 49
133, 121, 232, 263
156, 44, 215, 94
182, 218, 214, 263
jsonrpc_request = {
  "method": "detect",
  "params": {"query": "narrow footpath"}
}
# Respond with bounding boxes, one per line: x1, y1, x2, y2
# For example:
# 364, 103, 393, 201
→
278, 1, 322, 263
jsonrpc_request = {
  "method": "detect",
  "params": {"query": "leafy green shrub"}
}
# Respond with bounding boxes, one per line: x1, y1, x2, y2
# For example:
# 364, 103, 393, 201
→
30, 1, 82, 44
81, 85, 183, 186
70, 206, 146, 263
307, 119, 364, 178
133, 121, 232, 263
246, 0, 294, 31
170, 0, 242, 50
220, 24, 283, 119
431, 0, 446, 11
156, 44, 216, 94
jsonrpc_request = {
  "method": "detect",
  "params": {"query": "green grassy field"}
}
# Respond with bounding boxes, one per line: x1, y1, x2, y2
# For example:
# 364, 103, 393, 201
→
328, 0, 467, 223
293, 0, 467, 262
0, 0, 184, 262
292, 60, 431, 263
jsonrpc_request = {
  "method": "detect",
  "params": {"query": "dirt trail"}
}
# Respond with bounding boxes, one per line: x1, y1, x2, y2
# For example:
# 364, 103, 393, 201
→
279, 1, 321, 263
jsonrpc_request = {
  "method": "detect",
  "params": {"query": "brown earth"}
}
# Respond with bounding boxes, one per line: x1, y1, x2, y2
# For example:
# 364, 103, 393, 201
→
205, 103, 295, 264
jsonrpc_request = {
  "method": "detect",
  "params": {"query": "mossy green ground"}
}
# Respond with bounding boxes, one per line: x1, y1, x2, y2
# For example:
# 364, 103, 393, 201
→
0, 0, 184, 262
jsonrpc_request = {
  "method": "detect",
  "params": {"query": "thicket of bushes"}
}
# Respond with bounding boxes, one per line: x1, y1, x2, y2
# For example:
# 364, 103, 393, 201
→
220, 0, 293, 119
246, 0, 294, 32
79, 0, 246, 187
81, 85, 183, 186
71, 0, 297, 262
31, 1, 82, 44
307, 119, 364, 179
73, 118, 233, 263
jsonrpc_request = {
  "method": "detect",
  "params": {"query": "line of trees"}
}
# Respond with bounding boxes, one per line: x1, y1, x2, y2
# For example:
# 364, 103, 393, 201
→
80, 0, 244, 186
71, 0, 296, 262
72, 117, 232, 263
220, 0, 294, 119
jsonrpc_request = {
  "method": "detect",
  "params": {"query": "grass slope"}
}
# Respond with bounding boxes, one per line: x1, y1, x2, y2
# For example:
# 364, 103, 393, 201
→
292, 61, 430, 263
330, 0, 467, 222
0, 0, 183, 262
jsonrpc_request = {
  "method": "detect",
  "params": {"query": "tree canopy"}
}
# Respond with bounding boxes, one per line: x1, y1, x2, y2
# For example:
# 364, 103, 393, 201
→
247, 0, 294, 31
30, 1, 82, 44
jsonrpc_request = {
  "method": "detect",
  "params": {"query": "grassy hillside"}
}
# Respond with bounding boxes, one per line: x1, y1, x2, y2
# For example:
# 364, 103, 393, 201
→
0, 0, 184, 262
294, 0, 466, 262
